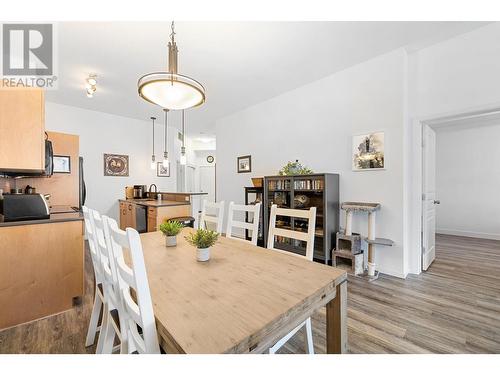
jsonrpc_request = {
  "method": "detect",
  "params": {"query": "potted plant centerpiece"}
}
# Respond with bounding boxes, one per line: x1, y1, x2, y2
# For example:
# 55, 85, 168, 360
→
159, 220, 184, 247
185, 229, 219, 262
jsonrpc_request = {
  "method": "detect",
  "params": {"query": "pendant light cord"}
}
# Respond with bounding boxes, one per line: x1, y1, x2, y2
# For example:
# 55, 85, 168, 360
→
151, 117, 156, 155
182, 110, 185, 147
164, 109, 168, 156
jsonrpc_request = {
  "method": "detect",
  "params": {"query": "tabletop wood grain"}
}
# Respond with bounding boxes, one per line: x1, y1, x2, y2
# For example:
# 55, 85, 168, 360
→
137, 228, 347, 353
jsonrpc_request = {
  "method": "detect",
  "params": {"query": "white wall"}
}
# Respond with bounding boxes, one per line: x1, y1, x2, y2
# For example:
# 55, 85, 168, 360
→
406, 22, 500, 273
216, 50, 407, 278
435, 124, 500, 240
45, 102, 181, 219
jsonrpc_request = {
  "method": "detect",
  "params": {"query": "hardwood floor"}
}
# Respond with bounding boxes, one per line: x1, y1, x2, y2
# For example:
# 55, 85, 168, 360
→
1, 234, 499, 354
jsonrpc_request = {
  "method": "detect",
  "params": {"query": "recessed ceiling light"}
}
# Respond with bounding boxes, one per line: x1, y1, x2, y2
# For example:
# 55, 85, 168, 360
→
85, 74, 97, 98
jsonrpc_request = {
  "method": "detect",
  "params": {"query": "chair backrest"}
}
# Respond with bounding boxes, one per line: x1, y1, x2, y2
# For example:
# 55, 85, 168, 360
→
82, 206, 102, 283
200, 200, 225, 233
88, 209, 121, 311
267, 204, 317, 261
104, 216, 160, 354
226, 201, 261, 245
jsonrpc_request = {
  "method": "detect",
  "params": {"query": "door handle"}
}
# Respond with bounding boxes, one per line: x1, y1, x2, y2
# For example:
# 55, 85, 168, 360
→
433, 200, 441, 205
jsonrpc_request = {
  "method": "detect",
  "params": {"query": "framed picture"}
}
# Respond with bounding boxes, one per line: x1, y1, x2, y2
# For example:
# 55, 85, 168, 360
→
53, 155, 71, 174
352, 132, 385, 171
237, 155, 252, 173
157, 162, 170, 177
104, 154, 129, 176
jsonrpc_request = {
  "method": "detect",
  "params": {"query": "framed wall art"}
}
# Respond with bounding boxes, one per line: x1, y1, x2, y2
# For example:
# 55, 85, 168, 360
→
103, 154, 129, 176
352, 132, 385, 171
53, 155, 71, 174
157, 162, 170, 177
237, 155, 252, 173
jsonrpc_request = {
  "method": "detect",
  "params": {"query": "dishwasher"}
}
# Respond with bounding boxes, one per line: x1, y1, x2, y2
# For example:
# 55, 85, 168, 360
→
135, 204, 148, 233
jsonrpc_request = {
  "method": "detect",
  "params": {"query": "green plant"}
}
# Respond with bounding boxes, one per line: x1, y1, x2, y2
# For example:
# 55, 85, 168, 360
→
185, 229, 219, 249
278, 160, 314, 176
159, 220, 184, 236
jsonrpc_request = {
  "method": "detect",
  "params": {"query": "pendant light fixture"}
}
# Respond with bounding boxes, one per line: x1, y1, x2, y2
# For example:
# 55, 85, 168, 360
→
180, 110, 187, 165
138, 22, 205, 110
162, 109, 169, 168
150, 116, 156, 169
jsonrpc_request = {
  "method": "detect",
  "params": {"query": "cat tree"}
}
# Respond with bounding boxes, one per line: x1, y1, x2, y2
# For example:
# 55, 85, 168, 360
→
332, 202, 394, 281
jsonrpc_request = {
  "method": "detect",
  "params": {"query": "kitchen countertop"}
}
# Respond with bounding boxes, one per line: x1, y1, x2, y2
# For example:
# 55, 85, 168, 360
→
119, 199, 191, 208
0, 212, 83, 227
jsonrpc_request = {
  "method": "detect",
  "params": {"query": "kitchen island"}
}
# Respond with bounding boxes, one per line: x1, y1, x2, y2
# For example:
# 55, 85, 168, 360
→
0, 213, 84, 330
119, 198, 191, 232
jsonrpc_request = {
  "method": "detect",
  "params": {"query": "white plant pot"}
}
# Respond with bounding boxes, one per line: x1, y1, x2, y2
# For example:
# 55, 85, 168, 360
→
368, 262, 376, 276
197, 247, 210, 262
165, 235, 177, 247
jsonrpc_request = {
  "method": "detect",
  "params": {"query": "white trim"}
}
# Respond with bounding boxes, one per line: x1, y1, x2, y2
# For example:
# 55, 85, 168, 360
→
437, 229, 500, 241
408, 101, 500, 275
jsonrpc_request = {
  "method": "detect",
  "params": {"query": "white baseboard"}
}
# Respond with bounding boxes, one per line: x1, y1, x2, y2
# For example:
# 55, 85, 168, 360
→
436, 228, 500, 241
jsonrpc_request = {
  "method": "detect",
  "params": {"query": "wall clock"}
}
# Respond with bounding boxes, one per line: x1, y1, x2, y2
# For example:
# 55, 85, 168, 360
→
207, 155, 214, 163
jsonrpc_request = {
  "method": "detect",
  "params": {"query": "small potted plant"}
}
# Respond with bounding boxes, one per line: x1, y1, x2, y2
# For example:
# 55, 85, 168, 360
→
185, 229, 219, 262
159, 220, 184, 247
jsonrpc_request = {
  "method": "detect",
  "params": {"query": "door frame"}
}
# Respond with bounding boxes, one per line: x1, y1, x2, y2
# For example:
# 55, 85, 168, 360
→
409, 103, 500, 273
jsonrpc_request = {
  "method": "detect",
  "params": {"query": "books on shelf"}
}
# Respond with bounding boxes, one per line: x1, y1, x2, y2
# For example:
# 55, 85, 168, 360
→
293, 179, 324, 190
267, 179, 291, 190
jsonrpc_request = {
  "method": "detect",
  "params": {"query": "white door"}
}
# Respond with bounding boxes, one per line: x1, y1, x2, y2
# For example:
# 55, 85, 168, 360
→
186, 165, 195, 192
199, 166, 216, 202
422, 124, 438, 270
176, 161, 185, 192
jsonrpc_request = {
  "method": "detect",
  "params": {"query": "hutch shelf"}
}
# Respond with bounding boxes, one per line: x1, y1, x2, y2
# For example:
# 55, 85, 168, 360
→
263, 173, 339, 264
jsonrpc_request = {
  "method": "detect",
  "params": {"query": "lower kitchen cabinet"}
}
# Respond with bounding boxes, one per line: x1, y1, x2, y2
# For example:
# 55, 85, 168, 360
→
119, 200, 191, 233
119, 201, 136, 230
0, 220, 84, 330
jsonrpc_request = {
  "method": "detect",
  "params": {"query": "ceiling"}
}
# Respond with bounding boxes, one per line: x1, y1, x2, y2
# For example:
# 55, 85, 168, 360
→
47, 21, 489, 136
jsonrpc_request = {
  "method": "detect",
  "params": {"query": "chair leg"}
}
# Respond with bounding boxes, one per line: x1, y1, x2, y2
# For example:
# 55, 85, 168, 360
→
101, 315, 117, 354
85, 291, 103, 347
96, 305, 109, 354
304, 317, 314, 354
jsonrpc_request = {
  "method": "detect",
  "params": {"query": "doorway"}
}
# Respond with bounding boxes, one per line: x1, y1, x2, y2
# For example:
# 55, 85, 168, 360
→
419, 108, 500, 271
199, 165, 216, 202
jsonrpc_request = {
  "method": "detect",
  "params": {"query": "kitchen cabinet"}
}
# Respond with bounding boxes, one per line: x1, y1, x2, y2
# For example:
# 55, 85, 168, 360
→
0, 88, 45, 172
119, 201, 136, 230
0, 220, 84, 330
147, 207, 158, 232
119, 199, 191, 232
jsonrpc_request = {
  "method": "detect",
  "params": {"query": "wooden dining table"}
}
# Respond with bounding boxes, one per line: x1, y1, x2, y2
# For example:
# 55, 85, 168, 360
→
138, 228, 347, 354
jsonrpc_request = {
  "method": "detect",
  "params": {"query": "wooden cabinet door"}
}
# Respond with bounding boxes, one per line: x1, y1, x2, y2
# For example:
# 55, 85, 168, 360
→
119, 202, 127, 230
147, 207, 157, 232
0, 88, 45, 171
127, 203, 136, 229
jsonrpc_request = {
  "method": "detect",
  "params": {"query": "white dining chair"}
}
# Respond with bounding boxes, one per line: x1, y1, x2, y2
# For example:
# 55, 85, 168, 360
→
82, 206, 105, 348
266, 204, 317, 354
200, 200, 225, 233
89, 208, 125, 354
226, 201, 262, 245
105, 216, 161, 354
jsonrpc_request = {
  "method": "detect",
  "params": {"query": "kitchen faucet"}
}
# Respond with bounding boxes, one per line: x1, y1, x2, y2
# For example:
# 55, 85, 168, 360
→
149, 184, 158, 193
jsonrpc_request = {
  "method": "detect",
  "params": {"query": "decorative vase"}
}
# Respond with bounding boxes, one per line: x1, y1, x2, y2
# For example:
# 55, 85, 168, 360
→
165, 235, 177, 247
196, 247, 210, 262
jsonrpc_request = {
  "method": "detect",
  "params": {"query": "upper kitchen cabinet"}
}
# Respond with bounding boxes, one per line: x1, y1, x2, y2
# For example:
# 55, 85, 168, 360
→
0, 88, 45, 172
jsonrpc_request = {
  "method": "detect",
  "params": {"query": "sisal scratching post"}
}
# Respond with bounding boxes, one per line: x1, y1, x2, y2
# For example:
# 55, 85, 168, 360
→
345, 210, 353, 236
367, 211, 376, 276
